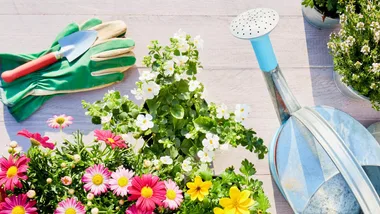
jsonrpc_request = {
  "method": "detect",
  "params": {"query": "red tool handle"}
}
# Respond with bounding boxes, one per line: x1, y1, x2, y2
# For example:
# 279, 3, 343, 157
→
1, 52, 59, 83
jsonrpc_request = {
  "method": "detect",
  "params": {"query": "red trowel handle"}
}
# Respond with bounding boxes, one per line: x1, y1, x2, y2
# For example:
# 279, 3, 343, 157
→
1, 52, 59, 83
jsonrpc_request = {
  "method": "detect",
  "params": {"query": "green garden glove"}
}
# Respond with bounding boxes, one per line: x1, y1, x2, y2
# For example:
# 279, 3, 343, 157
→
0, 19, 136, 107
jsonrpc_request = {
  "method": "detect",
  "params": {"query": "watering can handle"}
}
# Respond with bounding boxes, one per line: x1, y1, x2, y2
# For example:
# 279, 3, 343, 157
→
293, 107, 380, 213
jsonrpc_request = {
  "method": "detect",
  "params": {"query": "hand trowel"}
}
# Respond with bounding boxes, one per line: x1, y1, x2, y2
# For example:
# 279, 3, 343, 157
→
230, 8, 380, 213
1, 30, 98, 83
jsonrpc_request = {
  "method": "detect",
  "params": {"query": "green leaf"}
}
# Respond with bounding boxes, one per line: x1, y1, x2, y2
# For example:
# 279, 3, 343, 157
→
194, 116, 215, 132
170, 104, 185, 119
239, 159, 256, 177
91, 116, 101, 124
180, 139, 193, 155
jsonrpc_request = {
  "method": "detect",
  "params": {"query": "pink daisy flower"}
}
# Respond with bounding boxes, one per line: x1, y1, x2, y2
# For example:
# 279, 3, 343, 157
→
0, 155, 29, 191
125, 204, 154, 214
17, 129, 55, 150
82, 164, 111, 196
109, 167, 134, 197
47, 114, 73, 129
54, 198, 86, 214
94, 130, 127, 149
128, 174, 166, 212
163, 180, 183, 210
61, 176, 72, 186
0, 194, 37, 214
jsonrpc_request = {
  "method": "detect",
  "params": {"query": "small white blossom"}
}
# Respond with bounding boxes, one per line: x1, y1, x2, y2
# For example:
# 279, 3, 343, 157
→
197, 149, 214, 163
139, 70, 158, 81
345, 36, 355, 47
182, 158, 193, 172
177, 39, 190, 52
216, 104, 230, 119
339, 14, 347, 24
101, 113, 112, 124
371, 83, 378, 89
135, 114, 154, 131
358, 14, 364, 19
152, 159, 160, 166
374, 31, 380, 43
357, 22, 365, 30
9, 141, 18, 148
327, 42, 336, 51
173, 55, 189, 67
354, 61, 362, 68
371, 22, 380, 30
202, 133, 220, 151
160, 156, 173, 165
142, 81, 160, 100
189, 80, 200, 92
174, 72, 191, 81
174, 29, 187, 40
193, 35, 204, 49
338, 29, 346, 37
235, 104, 250, 117
131, 88, 143, 100
122, 133, 145, 152
164, 60, 175, 76
371, 63, 380, 73
361, 45, 370, 55
185, 133, 192, 139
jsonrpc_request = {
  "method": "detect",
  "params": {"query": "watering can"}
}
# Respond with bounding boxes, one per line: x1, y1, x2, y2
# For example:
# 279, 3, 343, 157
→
230, 8, 380, 213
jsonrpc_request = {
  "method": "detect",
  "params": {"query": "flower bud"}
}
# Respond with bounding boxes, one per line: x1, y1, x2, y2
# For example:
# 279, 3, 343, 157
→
68, 189, 75, 195
61, 163, 67, 168
10, 141, 18, 148
87, 193, 95, 200
91, 208, 99, 214
8, 148, 14, 154
115, 207, 120, 211
71, 164, 76, 169
119, 199, 124, 205
26, 190, 36, 198
143, 160, 152, 168
87, 201, 92, 206
61, 176, 72, 186
73, 154, 81, 163
46, 178, 52, 184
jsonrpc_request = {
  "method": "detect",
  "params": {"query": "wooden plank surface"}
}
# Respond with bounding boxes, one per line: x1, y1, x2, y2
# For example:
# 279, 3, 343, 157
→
0, 0, 379, 213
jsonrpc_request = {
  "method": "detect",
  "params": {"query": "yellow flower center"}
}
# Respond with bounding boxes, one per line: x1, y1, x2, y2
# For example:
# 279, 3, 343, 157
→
117, 177, 129, 187
65, 208, 76, 214
143, 119, 147, 124
209, 140, 213, 144
148, 88, 152, 92
108, 138, 115, 144
92, 174, 104, 185
12, 206, 25, 214
240, 108, 244, 112
55, 117, 66, 125
7, 166, 18, 178
141, 186, 153, 198
30, 138, 40, 146
166, 189, 177, 200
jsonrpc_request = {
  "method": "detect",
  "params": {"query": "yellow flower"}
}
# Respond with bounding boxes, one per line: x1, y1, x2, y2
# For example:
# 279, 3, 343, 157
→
219, 186, 254, 214
186, 176, 212, 201
214, 207, 225, 214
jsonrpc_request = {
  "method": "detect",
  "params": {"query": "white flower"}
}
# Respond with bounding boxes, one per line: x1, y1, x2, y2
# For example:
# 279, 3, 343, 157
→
339, 14, 347, 24
139, 70, 158, 81
9, 141, 18, 148
185, 133, 192, 139
202, 133, 220, 151
235, 104, 250, 117
338, 29, 346, 37
73, 154, 81, 163
371, 83, 378, 89
374, 31, 380, 43
160, 156, 173, 165
189, 80, 200, 92
358, 14, 364, 19
135, 114, 154, 131
182, 158, 193, 172
122, 133, 145, 152
354, 61, 362, 68
357, 22, 365, 30
27, 190, 36, 199
371, 63, 380, 73
174, 72, 191, 81
131, 88, 143, 100
101, 113, 112, 124
345, 36, 355, 47
220, 144, 229, 151
91, 208, 99, 214
193, 35, 204, 49
371, 22, 380, 30
216, 104, 230, 119
235, 113, 248, 126
164, 60, 175, 76
174, 29, 187, 40
197, 149, 214, 163
152, 159, 160, 166
327, 42, 336, 51
178, 39, 190, 52
361, 45, 370, 55
141, 81, 160, 100
173, 55, 189, 67
13, 147, 22, 154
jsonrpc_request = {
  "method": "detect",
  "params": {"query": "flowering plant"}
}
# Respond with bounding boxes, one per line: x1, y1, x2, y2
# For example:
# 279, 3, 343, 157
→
0, 31, 270, 213
328, 0, 380, 110
302, 0, 346, 18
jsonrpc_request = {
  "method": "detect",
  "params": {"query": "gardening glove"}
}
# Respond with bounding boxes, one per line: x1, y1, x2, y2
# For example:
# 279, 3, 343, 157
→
0, 19, 136, 107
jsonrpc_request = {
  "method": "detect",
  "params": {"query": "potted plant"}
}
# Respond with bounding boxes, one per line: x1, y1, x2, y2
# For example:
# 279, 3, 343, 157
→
0, 31, 270, 213
301, 0, 345, 29
328, 0, 380, 110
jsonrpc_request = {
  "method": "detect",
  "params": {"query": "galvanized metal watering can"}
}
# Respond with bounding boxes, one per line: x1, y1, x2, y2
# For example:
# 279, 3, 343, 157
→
230, 8, 380, 214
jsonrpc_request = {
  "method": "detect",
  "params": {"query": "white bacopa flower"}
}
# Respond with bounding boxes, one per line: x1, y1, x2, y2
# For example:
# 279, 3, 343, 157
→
371, 22, 380, 30
371, 83, 378, 89
164, 60, 175, 76
357, 22, 365, 30
131, 88, 143, 100
193, 35, 204, 49
340, 14, 347, 24
139, 70, 158, 81
358, 14, 364, 19
361, 45, 370, 55
185, 133, 192, 139
345, 36, 355, 47
101, 113, 112, 124
173, 55, 189, 67
235, 104, 251, 117
327, 42, 336, 51
374, 31, 380, 43
202, 133, 220, 151
197, 149, 214, 163
189, 80, 200, 92
182, 158, 193, 172
216, 104, 230, 119
142, 81, 160, 100
177, 39, 190, 52
174, 72, 191, 81
160, 156, 173, 165
152, 159, 160, 166
220, 144, 229, 151
135, 114, 154, 131
371, 63, 380, 73
174, 29, 187, 40
121, 133, 145, 152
